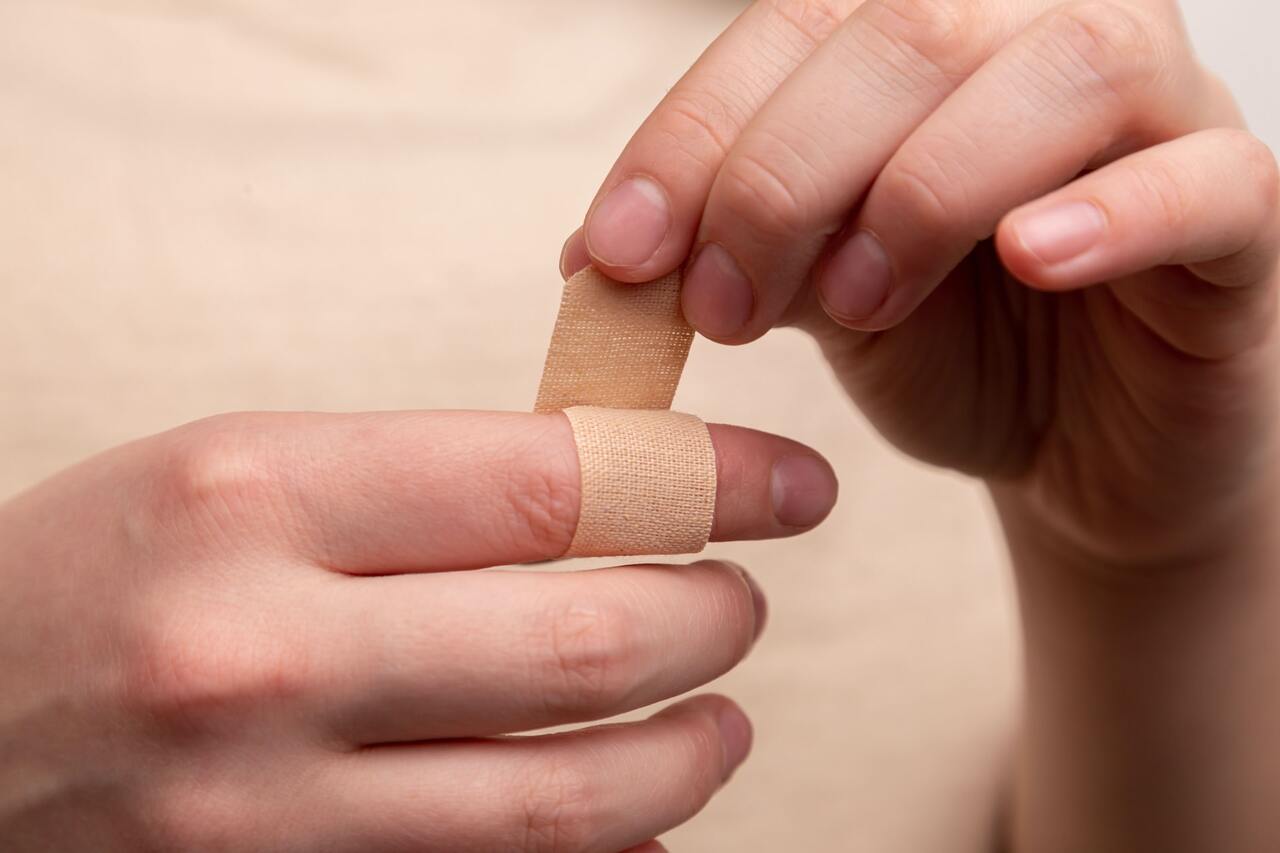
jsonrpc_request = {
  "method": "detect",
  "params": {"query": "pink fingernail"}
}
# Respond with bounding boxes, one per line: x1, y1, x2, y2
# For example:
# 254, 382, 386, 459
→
681, 243, 755, 339
818, 230, 892, 323
585, 176, 671, 268
770, 454, 838, 528
1012, 201, 1107, 266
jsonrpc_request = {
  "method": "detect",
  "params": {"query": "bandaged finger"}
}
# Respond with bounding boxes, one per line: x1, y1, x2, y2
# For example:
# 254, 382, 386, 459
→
560, 406, 716, 558
534, 267, 717, 558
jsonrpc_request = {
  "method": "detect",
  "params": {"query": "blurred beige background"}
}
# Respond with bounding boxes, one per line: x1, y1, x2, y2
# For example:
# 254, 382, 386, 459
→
1, 2, 1275, 850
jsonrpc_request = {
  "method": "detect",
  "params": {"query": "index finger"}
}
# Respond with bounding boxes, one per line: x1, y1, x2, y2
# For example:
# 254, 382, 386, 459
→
576, 0, 854, 282
155, 410, 837, 573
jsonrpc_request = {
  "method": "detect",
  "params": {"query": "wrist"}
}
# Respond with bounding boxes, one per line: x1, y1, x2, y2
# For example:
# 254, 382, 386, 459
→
987, 467, 1280, 581
989, 475, 1280, 853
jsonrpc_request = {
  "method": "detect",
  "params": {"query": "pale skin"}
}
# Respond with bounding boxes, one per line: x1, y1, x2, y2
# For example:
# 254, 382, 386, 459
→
560, 0, 1280, 850
0, 411, 838, 851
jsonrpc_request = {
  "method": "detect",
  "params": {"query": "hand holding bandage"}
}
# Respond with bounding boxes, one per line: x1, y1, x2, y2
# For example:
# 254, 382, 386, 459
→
536, 266, 832, 557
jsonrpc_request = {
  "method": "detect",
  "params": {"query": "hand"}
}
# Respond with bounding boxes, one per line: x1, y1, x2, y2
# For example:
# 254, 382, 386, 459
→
562, 0, 1280, 570
0, 410, 836, 852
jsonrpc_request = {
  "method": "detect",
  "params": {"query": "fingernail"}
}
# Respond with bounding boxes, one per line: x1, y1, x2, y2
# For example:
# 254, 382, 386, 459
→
1012, 201, 1107, 266
716, 704, 753, 780
743, 570, 768, 642
559, 228, 590, 280
681, 243, 755, 339
698, 560, 768, 642
770, 455, 838, 528
819, 230, 892, 322
585, 176, 671, 268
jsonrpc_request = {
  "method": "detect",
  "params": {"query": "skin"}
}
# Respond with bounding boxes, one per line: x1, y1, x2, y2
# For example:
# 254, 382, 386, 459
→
0, 410, 837, 851
562, 0, 1280, 850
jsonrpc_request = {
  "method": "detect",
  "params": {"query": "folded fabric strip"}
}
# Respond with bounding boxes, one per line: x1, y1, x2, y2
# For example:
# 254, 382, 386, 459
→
534, 267, 716, 557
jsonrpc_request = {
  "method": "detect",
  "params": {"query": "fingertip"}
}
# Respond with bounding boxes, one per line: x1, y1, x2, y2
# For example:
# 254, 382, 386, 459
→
816, 229, 893, 330
689, 558, 768, 643
584, 175, 675, 280
715, 701, 753, 778
996, 201, 1111, 293
817, 300, 905, 333
681, 243, 758, 343
707, 424, 838, 540
770, 453, 838, 529
655, 693, 753, 780
992, 219, 1048, 289
559, 227, 591, 280
740, 565, 768, 642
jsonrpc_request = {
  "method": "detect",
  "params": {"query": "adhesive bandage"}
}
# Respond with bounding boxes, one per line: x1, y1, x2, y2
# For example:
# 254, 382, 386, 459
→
534, 266, 717, 557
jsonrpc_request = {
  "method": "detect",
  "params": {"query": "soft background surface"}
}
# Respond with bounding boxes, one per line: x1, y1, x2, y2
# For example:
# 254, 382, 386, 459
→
1, 2, 1275, 850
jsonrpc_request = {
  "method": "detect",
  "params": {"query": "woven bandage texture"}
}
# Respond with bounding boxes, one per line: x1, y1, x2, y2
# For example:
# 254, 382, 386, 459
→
533, 266, 717, 557
561, 406, 716, 558
534, 267, 693, 413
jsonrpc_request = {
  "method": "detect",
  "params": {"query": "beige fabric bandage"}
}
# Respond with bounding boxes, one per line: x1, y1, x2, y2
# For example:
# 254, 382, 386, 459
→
534, 268, 693, 413
534, 266, 717, 557
561, 406, 716, 557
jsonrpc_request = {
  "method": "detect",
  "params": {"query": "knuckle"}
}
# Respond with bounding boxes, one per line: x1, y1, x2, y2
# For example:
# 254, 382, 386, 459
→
1223, 130, 1280, 216
1040, 1, 1171, 100
655, 88, 741, 173
121, 616, 311, 741
862, 0, 989, 81
532, 596, 635, 718
878, 145, 973, 233
155, 414, 279, 524
765, 0, 852, 47
1129, 155, 1198, 235
717, 142, 822, 239
517, 758, 598, 853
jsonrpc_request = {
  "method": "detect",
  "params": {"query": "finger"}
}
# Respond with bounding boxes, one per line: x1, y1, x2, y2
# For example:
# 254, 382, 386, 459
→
1000, 129, 1280, 291
329, 695, 750, 853
323, 560, 764, 743
576, 0, 855, 282
818, 1, 1213, 331
997, 129, 1280, 359
683, 0, 1029, 343
156, 411, 837, 573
